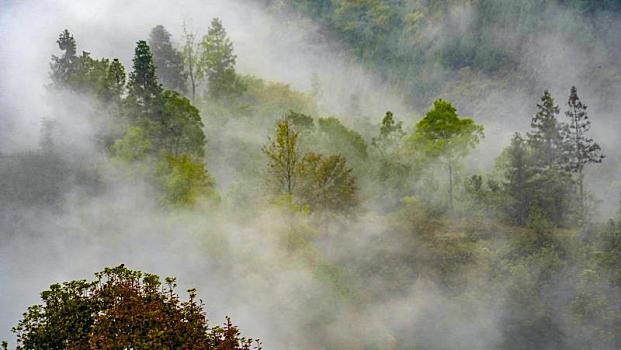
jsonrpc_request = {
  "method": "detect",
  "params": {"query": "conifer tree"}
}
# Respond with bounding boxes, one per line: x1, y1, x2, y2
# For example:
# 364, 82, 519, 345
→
371, 111, 405, 155
501, 133, 532, 225
526, 90, 574, 226
200, 18, 244, 99
149, 25, 187, 93
127, 40, 162, 114
563, 86, 604, 217
527, 90, 564, 169
50, 29, 78, 87
104, 58, 126, 105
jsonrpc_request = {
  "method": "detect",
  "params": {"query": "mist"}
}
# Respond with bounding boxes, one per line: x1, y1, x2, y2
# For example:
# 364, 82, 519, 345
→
1, 0, 621, 349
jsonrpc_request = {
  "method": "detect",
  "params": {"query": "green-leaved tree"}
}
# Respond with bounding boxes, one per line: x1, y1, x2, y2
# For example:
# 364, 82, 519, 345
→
410, 99, 484, 211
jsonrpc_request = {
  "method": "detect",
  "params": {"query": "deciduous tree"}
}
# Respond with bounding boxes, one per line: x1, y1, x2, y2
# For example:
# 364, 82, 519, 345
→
410, 99, 483, 211
263, 117, 301, 195
11, 265, 259, 349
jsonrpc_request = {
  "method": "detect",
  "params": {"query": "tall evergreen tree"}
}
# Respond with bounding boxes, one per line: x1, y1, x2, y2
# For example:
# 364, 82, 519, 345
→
563, 86, 604, 217
149, 25, 187, 93
50, 29, 78, 87
371, 111, 405, 155
526, 90, 574, 226
105, 58, 126, 105
127, 40, 162, 115
200, 18, 244, 99
500, 133, 532, 225
527, 90, 565, 169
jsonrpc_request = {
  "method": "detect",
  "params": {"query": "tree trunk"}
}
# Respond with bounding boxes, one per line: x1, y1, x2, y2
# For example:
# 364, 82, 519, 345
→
578, 169, 584, 221
190, 71, 196, 102
448, 159, 453, 212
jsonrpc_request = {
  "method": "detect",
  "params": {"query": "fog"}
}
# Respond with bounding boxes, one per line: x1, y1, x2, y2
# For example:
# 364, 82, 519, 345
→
1, 0, 620, 349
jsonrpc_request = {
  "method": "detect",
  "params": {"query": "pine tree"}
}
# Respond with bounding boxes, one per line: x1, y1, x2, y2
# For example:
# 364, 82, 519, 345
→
127, 40, 162, 114
103, 58, 125, 105
526, 90, 574, 226
527, 90, 564, 169
501, 133, 532, 225
563, 86, 604, 218
200, 18, 244, 99
371, 111, 405, 155
50, 29, 78, 87
149, 25, 187, 93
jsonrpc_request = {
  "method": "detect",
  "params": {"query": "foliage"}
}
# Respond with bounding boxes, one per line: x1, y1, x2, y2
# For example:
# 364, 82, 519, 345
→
182, 25, 204, 101
262, 117, 301, 195
263, 114, 358, 213
528, 90, 565, 169
297, 152, 357, 213
126, 40, 163, 118
49, 29, 78, 88
280, 0, 621, 104
236, 76, 317, 119
563, 86, 604, 217
11, 265, 259, 349
157, 154, 215, 207
200, 18, 245, 100
371, 111, 405, 155
111, 126, 153, 162
159, 90, 206, 159
149, 25, 187, 93
313, 117, 368, 168
409, 99, 484, 210
497, 133, 533, 225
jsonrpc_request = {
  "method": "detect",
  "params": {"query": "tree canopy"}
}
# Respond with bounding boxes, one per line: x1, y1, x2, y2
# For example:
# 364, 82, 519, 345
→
11, 265, 259, 350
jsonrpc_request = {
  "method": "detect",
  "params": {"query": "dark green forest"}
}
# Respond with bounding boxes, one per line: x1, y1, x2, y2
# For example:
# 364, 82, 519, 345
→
1, 1, 621, 349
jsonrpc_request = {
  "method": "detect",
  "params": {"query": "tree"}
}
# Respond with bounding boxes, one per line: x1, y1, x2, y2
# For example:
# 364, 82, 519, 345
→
200, 18, 245, 99
104, 58, 126, 104
182, 25, 204, 101
499, 133, 533, 225
315, 117, 368, 166
11, 265, 259, 349
159, 90, 206, 159
127, 40, 162, 115
528, 90, 565, 169
262, 117, 301, 194
297, 152, 357, 212
410, 99, 484, 211
371, 111, 405, 155
149, 25, 187, 93
50, 29, 78, 88
370, 111, 409, 204
563, 86, 604, 218
158, 154, 215, 206
527, 91, 574, 226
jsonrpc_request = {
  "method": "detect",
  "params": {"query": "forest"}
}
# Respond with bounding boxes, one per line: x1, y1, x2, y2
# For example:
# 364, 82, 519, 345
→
1, 0, 620, 349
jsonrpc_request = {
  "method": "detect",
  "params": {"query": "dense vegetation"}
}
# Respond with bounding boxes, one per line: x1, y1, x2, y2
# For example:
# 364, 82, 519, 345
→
2, 3, 621, 349
268, 0, 621, 104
